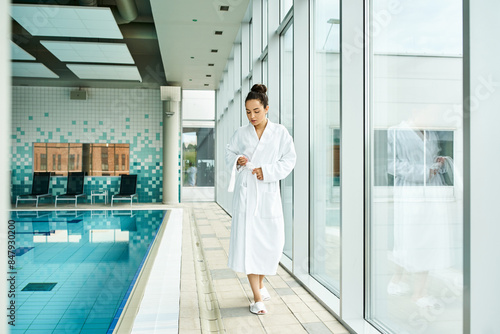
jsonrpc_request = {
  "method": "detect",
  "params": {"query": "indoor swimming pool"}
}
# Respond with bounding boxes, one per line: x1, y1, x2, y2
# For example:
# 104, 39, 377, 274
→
8, 209, 167, 334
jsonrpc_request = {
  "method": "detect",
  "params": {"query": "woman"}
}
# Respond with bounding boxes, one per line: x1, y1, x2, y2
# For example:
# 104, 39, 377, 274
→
226, 84, 296, 315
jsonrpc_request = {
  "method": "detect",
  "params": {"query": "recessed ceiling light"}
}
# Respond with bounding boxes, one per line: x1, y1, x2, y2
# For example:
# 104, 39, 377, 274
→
215, 31, 223, 35
66, 64, 141, 81
11, 41, 35, 61
12, 62, 59, 78
206, 75, 211, 77
211, 49, 218, 53
11, 4, 123, 39
208, 63, 214, 66
220, 6, 229, 11
40, 41, 134, 64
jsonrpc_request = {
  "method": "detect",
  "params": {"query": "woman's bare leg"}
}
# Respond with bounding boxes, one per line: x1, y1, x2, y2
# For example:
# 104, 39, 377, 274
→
259, 275, 265, 289
248, 274, 262, 302
413, 271, 429, 300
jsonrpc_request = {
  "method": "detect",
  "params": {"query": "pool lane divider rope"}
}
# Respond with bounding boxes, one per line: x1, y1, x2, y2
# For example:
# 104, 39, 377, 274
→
189, 207, 225, 332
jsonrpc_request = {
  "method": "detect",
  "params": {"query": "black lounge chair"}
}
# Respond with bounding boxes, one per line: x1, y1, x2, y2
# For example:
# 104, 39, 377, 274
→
55, 172, 85, 207
16, 172, 51, 208
111, 174, 138, 207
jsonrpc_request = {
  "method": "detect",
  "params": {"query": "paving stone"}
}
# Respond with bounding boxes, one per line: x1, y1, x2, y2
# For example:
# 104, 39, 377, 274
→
303, 322, 333, 334
275, 287, 296, 296
210, 268, 237, 280
220, 306, 253, 318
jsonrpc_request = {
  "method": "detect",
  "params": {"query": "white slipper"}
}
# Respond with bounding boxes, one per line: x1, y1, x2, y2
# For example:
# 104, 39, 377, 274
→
415, 296, 442, 310
260, 286, 271, 301
249, 301, 267, 315
387, 281, 410, 296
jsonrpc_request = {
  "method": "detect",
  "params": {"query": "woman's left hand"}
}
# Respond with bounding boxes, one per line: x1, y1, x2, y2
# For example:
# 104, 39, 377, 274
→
252, 168, 264, 180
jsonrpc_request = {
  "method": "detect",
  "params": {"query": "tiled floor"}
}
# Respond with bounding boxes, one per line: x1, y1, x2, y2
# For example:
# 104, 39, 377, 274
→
179, 202, 350, 334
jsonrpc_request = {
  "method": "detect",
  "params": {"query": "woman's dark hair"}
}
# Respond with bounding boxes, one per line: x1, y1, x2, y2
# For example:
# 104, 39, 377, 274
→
245, 84, 268, 108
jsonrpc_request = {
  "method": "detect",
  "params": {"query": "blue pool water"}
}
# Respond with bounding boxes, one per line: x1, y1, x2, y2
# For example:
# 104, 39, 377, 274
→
8, 209, 167, 334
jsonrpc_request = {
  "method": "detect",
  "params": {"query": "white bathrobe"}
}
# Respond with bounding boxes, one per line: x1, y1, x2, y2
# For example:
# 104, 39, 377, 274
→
226, 120, 296, 275
388, 122, 453, 272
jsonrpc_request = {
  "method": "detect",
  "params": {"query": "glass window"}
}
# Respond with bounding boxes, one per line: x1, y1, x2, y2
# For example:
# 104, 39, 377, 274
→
69, 154, 75, 170
367, 1, 463, 333
262, 55, 268, 87
280, 22, 294, 259
262, 0, 268, 50
280, 0, 292, 21
310, 0, 341, 294
182, 128, 215, 187
40, 153, 47, 170
249, 19, 253, 73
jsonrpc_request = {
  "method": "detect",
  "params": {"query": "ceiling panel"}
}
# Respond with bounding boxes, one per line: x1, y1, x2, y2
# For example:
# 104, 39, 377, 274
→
11, 41, 35, 61
150, 0, 251, 89
40, 41, 135, 64
12, 62, 59, 78
66, 64, 142, 81
11, 4, 123, 39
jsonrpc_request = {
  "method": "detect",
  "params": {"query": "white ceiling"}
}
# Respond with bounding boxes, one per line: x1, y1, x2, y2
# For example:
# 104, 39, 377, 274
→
150, 0, 250, 90
10, 0, 251, 90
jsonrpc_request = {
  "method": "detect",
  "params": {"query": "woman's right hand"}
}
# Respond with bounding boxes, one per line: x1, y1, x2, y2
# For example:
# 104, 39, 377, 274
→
237, 156, 248, 167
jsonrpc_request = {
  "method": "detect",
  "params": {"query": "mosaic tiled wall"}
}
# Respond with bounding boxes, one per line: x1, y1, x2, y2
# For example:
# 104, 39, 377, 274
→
11, 86, 164, 204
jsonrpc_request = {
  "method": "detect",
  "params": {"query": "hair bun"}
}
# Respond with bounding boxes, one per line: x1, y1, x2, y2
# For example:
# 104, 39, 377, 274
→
251, 84, 267, 95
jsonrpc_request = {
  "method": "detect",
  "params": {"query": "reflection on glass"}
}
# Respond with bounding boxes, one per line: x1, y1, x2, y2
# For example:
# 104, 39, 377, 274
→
368, 1, 463, 333
310, 0, 340, 294
281, 23, 293, 259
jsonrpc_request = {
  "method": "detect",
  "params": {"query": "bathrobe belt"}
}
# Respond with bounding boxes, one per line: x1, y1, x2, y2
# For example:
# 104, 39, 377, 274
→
228, 156, 260, 216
